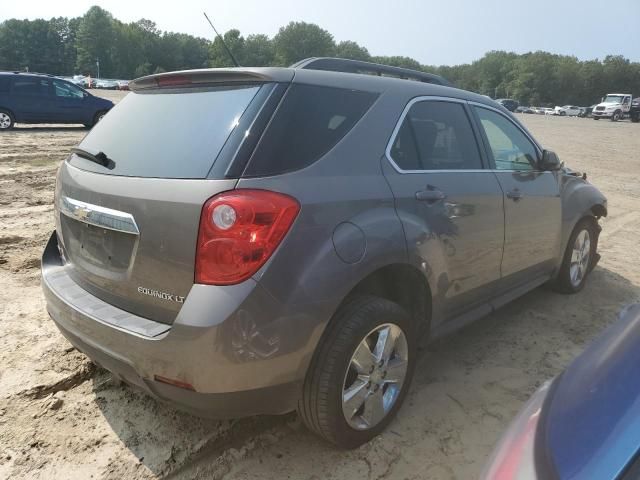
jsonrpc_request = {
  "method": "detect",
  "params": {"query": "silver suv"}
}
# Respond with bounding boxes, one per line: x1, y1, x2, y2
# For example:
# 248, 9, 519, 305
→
41, 58, 607, 448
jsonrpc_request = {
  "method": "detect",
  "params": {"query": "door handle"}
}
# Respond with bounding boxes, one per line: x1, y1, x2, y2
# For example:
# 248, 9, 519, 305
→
415, 187, 446, 203
506, 189, 523, 201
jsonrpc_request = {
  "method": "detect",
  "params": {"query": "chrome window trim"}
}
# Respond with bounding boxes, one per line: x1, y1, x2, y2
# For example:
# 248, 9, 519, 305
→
59, 196, 140, 235
385, 96, 484, 174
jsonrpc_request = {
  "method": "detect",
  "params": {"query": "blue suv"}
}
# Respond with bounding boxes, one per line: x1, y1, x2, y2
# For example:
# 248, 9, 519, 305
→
0, 72, 114, 130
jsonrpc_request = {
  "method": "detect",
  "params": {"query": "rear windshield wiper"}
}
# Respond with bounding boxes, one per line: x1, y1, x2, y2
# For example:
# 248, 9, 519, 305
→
70, 147, 116, 170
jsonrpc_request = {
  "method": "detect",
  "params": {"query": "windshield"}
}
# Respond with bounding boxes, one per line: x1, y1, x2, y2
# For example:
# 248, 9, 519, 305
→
603, 95, 624, 103
70, 85, 261, 178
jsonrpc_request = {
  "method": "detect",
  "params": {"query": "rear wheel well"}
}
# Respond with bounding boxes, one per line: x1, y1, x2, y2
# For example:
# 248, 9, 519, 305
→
0, 107, 15, 121
348, 264, 431, 338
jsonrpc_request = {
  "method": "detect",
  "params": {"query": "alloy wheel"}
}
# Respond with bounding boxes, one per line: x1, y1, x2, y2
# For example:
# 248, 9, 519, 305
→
569, 229, 591, 288
0, 112, 11, 129
342, 323, 409, 430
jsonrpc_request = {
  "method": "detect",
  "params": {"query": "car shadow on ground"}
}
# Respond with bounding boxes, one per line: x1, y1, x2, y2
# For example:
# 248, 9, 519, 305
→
90, 265, 640, 479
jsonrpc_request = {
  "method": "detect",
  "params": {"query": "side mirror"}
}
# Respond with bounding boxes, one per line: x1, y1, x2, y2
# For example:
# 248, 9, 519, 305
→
540, 150, 562, 171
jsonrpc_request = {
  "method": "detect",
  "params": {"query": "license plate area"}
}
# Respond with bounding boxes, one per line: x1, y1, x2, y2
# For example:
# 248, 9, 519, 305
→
60, 215, 137, 277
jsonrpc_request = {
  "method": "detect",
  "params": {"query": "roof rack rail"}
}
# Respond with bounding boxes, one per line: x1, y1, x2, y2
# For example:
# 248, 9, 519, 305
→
291, 57, 451, 86
0, 71, 58, 77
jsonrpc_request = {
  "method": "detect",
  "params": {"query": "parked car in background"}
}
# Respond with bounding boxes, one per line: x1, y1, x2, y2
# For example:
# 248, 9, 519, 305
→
543, 108, 556, 115
530, 106, 545, 115
515, 106, 534, 114
95, 79, 119, 90
578, 106, 594, 117
592, 93, 633, 121
0, 72, 113, 130
482, 304, 640, 480
495, 98, 519, 112
554, 105, 581, 116
40, 58, 607, 448
75, 76, 96, 89
116, 80, 130, 91
630, 97, 640, 123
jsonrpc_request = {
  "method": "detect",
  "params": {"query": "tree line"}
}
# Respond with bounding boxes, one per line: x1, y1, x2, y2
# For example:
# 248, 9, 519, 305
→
1, 6, 639, 106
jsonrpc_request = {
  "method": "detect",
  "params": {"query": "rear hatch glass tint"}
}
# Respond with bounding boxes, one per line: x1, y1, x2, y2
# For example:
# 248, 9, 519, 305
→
70, 85, 262, 179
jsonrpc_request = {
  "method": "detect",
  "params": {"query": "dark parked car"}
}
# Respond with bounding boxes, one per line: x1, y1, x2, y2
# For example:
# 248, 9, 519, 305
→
631, 97, 640, 123
515, 106, 534, 114
482, 304, 640, 479
495, 98, 519, 111
0, 72, 113, 130
41, 58, 607, 448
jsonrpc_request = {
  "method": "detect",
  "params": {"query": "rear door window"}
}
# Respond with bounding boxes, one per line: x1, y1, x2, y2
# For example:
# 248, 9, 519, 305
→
243, 84, 378, 177
12, 77, 50, 96
70, 85, 262, 178
389, 100, 483, 171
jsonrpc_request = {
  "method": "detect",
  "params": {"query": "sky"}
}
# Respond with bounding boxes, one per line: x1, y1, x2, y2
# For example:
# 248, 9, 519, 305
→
3, 0, 640, 66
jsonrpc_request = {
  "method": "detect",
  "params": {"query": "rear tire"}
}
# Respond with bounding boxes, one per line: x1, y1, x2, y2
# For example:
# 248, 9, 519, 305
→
593, 117, 600, 120
0, 109, 14, 130
631, 114, 640, 123
298, 295, 417, 448
552, 218, 598, 294
88, 110, 107, 128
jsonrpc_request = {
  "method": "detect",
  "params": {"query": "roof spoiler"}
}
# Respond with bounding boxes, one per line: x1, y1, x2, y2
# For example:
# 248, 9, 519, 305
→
291, 57, 451, 86
129, 68, 294, 91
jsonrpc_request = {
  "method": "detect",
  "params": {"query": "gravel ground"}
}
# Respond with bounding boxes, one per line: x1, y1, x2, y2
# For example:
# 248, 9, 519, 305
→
1, 91, 639, 479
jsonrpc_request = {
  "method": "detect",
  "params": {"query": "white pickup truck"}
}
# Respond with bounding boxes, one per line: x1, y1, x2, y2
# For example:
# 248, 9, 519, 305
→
592, 93, 633, 121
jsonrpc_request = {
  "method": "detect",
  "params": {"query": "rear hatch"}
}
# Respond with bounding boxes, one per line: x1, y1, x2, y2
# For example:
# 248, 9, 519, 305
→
55, 69, 292, 324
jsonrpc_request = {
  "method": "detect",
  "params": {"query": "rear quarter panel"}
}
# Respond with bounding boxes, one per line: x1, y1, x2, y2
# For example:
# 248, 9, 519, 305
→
236, 87, 414, 379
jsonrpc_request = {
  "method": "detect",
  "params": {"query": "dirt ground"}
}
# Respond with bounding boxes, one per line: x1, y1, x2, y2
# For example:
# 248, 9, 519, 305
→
1, 90, 639, 480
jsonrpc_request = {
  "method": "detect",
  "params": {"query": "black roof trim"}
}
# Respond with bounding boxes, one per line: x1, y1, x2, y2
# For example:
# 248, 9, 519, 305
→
291, 57, 451, 86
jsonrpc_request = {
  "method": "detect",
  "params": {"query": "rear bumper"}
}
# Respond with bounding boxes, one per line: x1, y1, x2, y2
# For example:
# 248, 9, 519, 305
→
41, 232, 320, 418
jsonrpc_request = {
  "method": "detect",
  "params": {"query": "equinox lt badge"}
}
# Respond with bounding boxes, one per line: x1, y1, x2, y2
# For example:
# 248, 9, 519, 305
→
137, 286, 185, 303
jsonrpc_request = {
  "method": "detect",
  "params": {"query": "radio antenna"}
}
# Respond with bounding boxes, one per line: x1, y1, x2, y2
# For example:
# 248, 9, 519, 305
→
203, 12, 240, 67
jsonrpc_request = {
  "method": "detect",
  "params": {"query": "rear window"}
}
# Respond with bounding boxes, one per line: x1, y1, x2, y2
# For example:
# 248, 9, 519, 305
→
71, 85, 262, 178
243, 84, 378, 177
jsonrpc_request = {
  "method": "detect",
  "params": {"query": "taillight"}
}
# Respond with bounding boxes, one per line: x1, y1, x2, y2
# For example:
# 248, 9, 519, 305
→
195, 189, 300, 285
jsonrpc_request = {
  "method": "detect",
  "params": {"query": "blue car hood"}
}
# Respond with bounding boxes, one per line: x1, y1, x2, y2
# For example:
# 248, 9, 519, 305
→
541, 304, 640, 479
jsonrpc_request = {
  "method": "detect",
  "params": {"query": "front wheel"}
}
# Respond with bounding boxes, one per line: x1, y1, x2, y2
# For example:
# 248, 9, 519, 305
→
553, 218, 598, 293
298, 295, 416, 448
593, 117, 600, 120
611, 110, 622, 122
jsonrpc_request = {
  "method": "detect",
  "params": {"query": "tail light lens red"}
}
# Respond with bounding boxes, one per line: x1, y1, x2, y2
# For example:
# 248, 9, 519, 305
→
195, 189, 300, 285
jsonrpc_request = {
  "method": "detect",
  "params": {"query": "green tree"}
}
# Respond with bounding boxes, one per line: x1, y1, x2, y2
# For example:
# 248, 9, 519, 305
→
75, 6, 115, 76
209, 29, 245, 67
372, 55, 423, 70
243, 34, 275, 66
335, 41, 370, 61
273, 22, 335, 66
